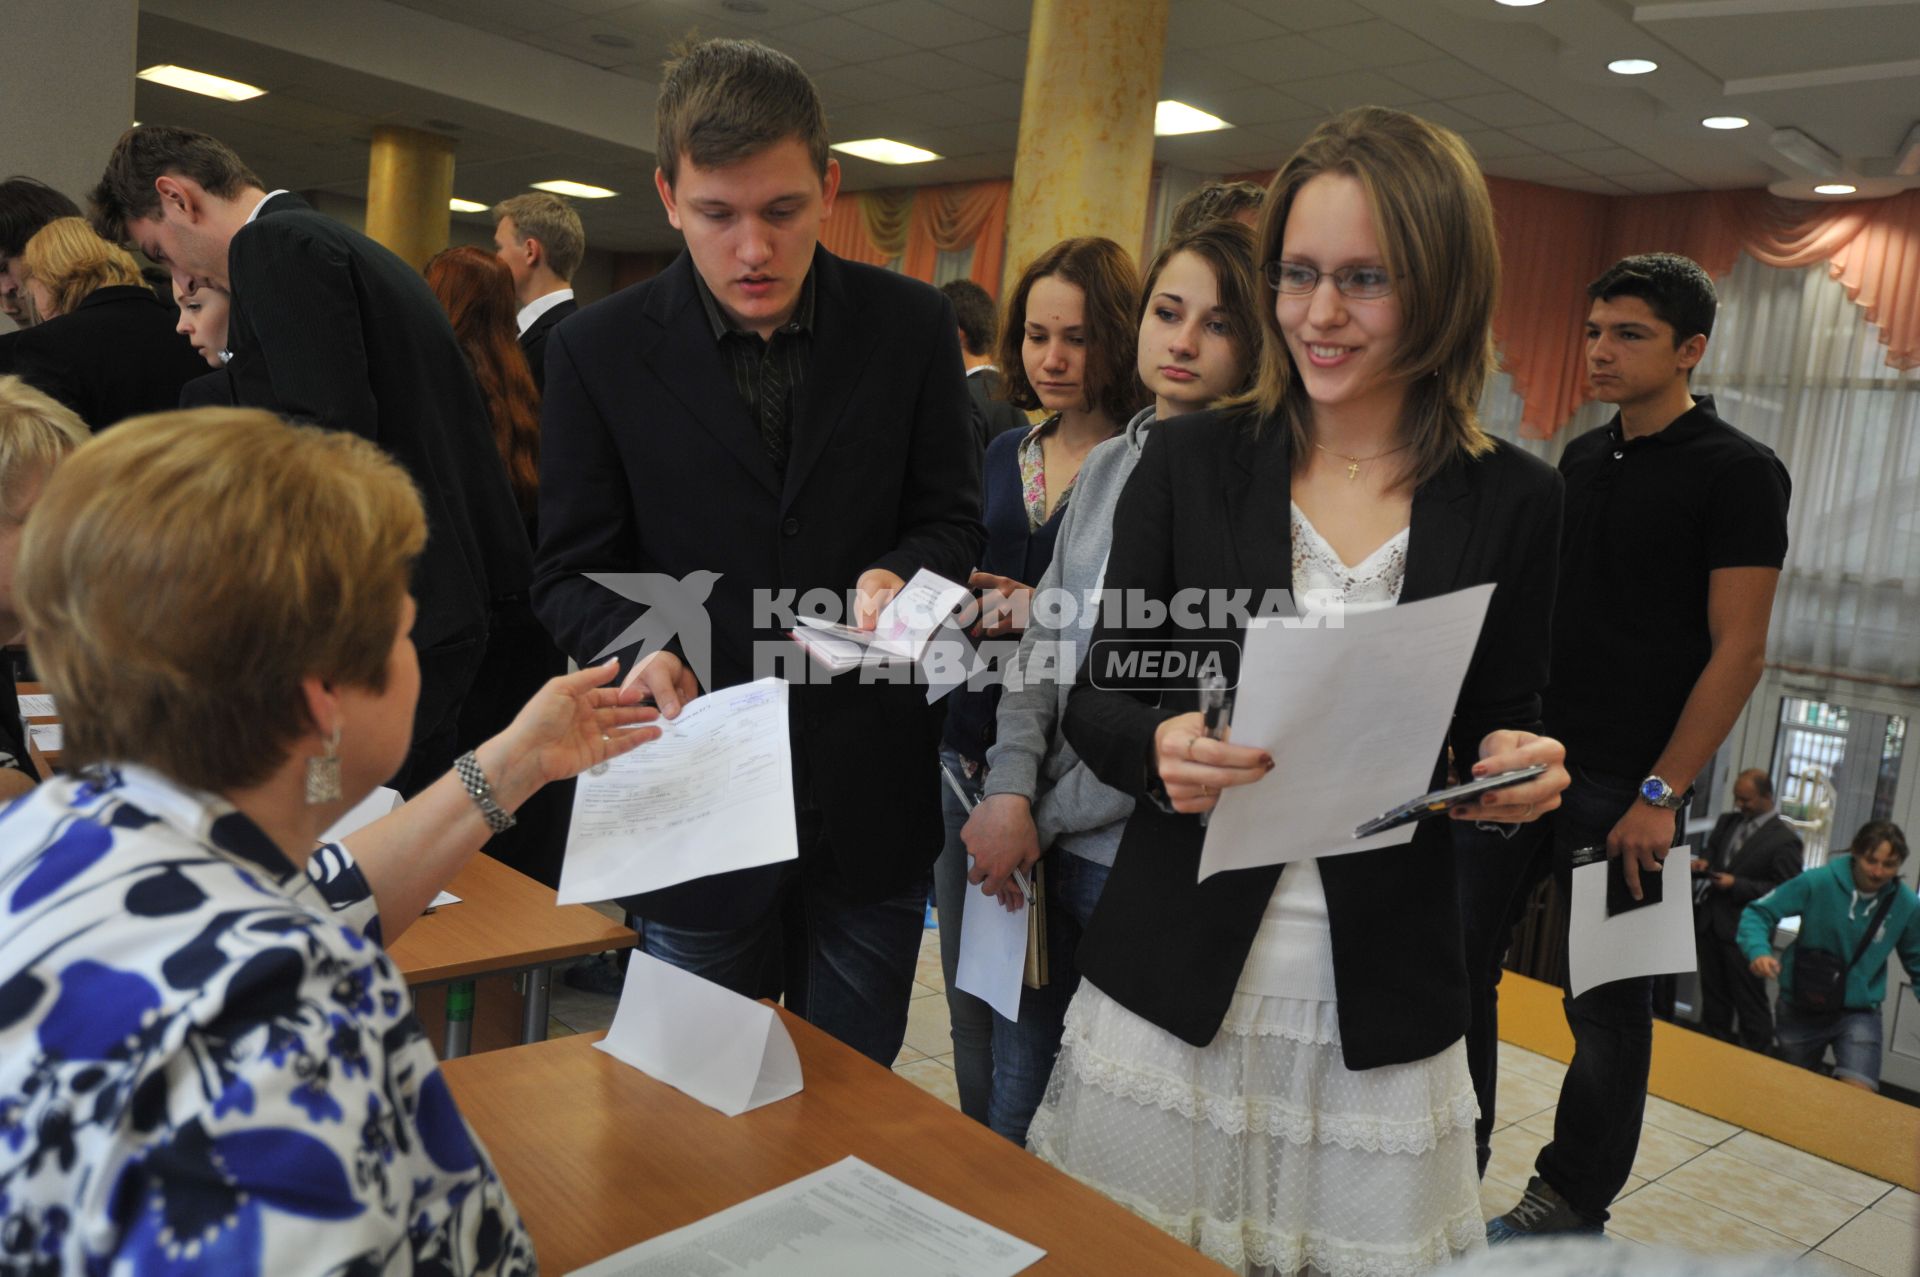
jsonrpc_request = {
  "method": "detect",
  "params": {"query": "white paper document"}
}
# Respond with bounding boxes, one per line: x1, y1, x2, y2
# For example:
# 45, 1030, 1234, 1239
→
27, 723, 60, 753
1198, 584, 1494, 880
1567, 848, 1697, 999
319, 786, 403, 844
17, 694, 54, 718
427, 891, 461, 910
566, 1155, 1046, 1277
955, 882, 1027, 1021
596, 950, 802, 1118
791, 568, 971, 672
558, 678, 797, 905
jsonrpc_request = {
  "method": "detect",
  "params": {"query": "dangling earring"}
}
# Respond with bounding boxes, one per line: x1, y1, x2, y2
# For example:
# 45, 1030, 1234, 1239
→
305, 724, 342, 805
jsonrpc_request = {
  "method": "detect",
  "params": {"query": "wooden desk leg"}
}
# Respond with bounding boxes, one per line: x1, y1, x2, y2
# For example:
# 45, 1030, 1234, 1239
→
521, 967, 552, 1044
444, 980, 475, 1059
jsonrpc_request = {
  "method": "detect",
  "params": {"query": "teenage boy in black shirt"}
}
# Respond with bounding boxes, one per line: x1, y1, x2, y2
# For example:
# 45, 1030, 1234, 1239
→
1464, 253, 1790, 1240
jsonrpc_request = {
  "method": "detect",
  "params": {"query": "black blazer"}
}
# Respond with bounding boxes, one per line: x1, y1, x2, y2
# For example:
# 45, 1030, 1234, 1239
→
965, 367, 1029, 453
1064, 408, 1564, 1069
7, 286, 206, 430
532, 248, 984, 928
224, 192, 532, 655
1696, 812, 1802, 941
519, 295, 577, 394
178, 366, 234, 408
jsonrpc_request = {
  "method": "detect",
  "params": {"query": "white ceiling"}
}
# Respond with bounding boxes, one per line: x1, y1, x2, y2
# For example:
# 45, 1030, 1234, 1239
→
131, 0, 1920, 252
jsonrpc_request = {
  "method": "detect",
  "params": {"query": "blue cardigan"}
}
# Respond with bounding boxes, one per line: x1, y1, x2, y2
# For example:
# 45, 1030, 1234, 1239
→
943, 423, 1068, 767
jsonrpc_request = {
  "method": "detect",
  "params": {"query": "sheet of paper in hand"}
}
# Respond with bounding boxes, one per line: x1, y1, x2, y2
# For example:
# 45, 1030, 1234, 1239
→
1567, 848, 1696, 998
791, 568, 971, 672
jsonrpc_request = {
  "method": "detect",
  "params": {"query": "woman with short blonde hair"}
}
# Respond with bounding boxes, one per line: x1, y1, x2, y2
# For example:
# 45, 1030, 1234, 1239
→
8, 217, 206, 427
0, 407, 658, 1273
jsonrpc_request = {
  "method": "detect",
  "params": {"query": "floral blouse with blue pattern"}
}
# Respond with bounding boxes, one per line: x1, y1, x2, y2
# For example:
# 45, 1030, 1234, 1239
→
0, 764, 531, 1275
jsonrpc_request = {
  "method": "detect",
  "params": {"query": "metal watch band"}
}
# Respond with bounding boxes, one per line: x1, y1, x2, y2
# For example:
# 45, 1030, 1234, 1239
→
454, 750, 516, 833
1640, 774, 1687, 810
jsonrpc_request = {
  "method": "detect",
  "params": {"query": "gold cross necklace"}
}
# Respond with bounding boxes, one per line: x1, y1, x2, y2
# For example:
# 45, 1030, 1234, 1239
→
1315, 440, 1410, 480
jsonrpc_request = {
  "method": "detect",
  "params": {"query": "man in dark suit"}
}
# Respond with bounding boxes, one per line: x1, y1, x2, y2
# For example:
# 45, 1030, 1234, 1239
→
91, 126, 533, 793
534, 38, 981, 1066
1692, 768, 1801, 1049
941, 278, 1027, 454
493, 192, 582, 393
0, 177, 81, 331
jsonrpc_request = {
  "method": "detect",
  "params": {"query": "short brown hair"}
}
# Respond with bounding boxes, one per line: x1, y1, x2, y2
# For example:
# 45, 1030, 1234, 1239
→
17, 409, 426, 793
1137, 219, 1261, 402
492, 191, 586, 281
19, 217, 146, 317
655, 38, 828, 188
1852, 820, 1909, 864
1238, 106, 1498, 487
997, 237, 1145, 429
90, 125, 262, 241
1168, 180, 1266, 238
0, 376, 88, 520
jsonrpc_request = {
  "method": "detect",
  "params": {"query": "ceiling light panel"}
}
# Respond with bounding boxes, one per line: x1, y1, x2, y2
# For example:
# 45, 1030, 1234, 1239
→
137, 64, 266, 101
830, 138, 942, 164
1155, 100, 1232, 136
530, 180, 617, 198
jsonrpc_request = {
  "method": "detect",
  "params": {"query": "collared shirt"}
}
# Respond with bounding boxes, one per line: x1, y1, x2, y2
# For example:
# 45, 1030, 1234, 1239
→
516, 286, 574, 336
694, 266, 815, 474
1546, 395, 1791, 776
0, 765, 530, 1274
1729, 807, 1779, 857
242, 189, 290, 226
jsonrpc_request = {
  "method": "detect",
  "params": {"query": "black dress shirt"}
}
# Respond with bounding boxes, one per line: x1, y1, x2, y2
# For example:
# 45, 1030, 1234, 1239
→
695, 268, 814, 473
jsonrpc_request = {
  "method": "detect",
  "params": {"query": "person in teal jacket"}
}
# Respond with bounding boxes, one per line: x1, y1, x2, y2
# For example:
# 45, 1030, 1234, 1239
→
1738, 820, 1920, 1090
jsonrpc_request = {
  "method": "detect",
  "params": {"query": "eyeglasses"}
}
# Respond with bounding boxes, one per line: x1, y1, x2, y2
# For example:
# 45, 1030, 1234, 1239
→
1264, 260, 1394, 300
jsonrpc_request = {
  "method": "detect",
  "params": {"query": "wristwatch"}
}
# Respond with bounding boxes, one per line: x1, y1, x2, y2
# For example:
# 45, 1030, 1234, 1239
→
1638, 775, 1686, 810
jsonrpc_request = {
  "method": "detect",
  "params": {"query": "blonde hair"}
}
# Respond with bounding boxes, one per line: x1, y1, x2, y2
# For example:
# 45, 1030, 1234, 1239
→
0, 377, 88, 521
491, 192, 585, 281
1238, 107, 1498, 487
19, 216, 146, 318
17, 408, 427, 793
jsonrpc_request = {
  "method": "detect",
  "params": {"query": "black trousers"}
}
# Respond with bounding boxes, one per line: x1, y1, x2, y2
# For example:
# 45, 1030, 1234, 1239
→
1696, 929, 1774, 1050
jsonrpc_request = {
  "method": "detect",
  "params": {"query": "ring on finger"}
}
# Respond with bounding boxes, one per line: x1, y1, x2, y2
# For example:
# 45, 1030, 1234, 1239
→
1186, 736, 1198, 762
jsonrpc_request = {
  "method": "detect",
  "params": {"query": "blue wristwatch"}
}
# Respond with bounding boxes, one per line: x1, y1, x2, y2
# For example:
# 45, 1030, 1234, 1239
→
1639, 775, 1686, 810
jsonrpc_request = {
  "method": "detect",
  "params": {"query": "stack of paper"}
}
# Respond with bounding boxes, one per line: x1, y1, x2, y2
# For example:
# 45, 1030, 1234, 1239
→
790, 569, 970, 673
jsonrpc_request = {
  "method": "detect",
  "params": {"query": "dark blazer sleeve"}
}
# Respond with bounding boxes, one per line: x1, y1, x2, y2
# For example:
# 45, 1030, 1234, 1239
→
228, 221, 380, 439
529, 319, 664, 671
867, 296, 982, 588
1446, 455, 1562, 769
1061, 424, 1185, 796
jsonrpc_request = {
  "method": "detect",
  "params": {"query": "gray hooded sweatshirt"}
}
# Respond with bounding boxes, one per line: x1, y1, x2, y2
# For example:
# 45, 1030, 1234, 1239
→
979, 405, 1157, 865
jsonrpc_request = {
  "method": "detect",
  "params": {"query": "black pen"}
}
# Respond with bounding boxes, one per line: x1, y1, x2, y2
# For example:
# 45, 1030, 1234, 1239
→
1198, 671, 1231, 828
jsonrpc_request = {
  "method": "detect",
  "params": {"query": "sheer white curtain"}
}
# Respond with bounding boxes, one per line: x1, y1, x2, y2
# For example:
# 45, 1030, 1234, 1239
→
1479, 255, 1920, 684
1697, 254, 1920, 684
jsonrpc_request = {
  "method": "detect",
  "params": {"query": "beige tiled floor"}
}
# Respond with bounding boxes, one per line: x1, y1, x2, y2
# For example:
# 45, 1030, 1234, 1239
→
545, 927, 1920, 1273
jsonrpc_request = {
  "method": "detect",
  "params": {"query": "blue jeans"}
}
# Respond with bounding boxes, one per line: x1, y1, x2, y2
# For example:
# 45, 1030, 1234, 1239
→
1458, 766, 1672, 1223
933, 748, 994, 1122
1775, 1002, 1883, 1090
636, 848, 929, 1068
988, 851, 1112, 1144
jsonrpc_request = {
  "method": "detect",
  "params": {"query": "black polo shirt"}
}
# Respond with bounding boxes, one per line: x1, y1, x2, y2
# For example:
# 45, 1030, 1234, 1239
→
1545, 395, 1790, 778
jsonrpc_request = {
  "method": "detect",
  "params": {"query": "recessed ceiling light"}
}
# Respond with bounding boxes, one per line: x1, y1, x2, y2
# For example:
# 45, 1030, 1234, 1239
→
137, 64, 266, 101
1814, 183, 1857, 195
1494, 0, 1547, 6
830, 138, 942, 164
449, 198, 488, 213
1607, 58, 1659, 75
530, 179, 617, 198
1155, 100, 1232, 136
1702, 116, 1749, 130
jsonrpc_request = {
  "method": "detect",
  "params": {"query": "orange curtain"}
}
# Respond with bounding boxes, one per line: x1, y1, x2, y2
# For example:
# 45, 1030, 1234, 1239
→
1487, 181, 1920, 435
901, 179, 1012, 295
819, 192, 892, 266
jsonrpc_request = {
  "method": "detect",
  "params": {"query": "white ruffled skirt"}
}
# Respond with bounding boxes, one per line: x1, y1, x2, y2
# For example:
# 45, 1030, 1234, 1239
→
1025, 985, 1485, 1277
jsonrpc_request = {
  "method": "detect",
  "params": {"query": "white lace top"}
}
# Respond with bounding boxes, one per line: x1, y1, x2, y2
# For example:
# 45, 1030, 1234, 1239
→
1236, 503, 1410, 1002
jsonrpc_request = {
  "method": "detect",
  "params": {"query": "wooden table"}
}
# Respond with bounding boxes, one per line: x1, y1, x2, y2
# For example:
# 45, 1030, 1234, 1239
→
387, 852, 634, 1057
442, 1014, 1230, 1274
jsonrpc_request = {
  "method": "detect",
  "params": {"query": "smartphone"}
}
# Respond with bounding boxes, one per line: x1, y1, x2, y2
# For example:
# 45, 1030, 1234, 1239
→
1354, 764, 1550, 839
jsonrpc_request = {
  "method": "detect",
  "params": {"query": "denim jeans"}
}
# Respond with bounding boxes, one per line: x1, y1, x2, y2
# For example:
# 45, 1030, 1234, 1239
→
987, 850, 1112, 1144
1458, 765, 1672, 1223
635, 838, 929, 1068
1775, 1002, 1883, 1090
933, 748, 994, 1122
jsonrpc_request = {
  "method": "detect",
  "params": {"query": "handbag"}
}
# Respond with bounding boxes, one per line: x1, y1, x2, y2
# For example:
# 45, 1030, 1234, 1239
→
1790, 889, 1896, 1016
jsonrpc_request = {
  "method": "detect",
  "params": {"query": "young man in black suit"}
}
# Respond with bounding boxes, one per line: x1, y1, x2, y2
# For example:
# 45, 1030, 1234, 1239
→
533, 38, 982, 1065
940, 278, 1027, 453
493, 191, 583, 393
91, 128, 533, 794
1473, 254, 1791, 1241
1693, 767, 1802, 1048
